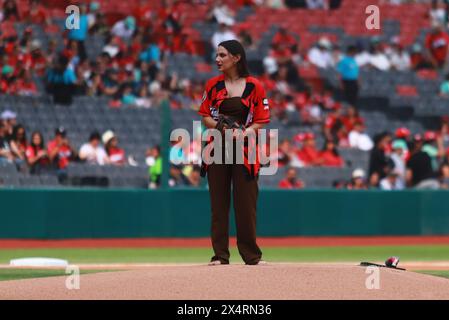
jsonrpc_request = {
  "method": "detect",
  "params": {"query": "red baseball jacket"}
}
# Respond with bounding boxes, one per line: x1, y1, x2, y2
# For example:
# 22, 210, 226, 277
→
198, 74, 271, 178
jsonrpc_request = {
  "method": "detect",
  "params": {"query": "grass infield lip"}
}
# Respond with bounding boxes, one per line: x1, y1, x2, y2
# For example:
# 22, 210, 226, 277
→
415, 270, 449, 280
0, 268, 120, 282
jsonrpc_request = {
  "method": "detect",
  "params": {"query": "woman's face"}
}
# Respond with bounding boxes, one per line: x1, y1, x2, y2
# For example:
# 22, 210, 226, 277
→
110, 137, 118, 147
216, 46, 239, 73
280, 140, 290, 151
347, 106, 356, 117
32, 133, 41, 146
17, 128, 25, 140
326, 141, 335, 150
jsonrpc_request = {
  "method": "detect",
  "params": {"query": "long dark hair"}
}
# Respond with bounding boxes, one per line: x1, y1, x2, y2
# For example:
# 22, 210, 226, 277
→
322, 139, 340, 157
218, 39, 250, 78
12, 124, 27, 145
30, 131, 44, 154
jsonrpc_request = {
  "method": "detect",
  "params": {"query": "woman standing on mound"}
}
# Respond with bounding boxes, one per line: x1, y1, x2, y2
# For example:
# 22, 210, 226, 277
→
198, 39, 270, 266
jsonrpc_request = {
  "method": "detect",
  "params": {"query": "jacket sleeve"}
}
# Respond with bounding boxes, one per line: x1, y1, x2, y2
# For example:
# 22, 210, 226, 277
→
252, 81, 271, 124
198, 79, 213, 117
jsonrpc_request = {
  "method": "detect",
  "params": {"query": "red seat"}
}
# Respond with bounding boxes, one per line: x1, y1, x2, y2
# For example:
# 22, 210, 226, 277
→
416, 69, 438, 80
396, 85, 418, 97
195, 63, 212, 73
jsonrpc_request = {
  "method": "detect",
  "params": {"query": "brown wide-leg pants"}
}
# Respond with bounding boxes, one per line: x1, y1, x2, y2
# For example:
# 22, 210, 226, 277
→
207, 163, 262, 265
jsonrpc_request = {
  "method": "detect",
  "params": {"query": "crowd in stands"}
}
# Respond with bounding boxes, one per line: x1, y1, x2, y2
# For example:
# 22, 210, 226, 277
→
1, 109, 130, 182
1, 0, 449, 189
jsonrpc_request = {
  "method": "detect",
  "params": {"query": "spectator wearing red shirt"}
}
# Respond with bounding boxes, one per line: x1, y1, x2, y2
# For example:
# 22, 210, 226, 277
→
272, 27, 297, 53
134, 0, 154, 28
341, 106, 364, 133
23, 0, 50, 25
171, 29, 197, 55
278, 167, 304, 189
270, 43, 293, 66
102, 130, 126, 166
47, 127, 77, 182
2, 0, 20, 21
296, 132, 321, 166
425, 23, 449, 68
26, 131, 50, 174
16, 70, 38, 96
320, 139, 344, 167
323, 103, 343, 142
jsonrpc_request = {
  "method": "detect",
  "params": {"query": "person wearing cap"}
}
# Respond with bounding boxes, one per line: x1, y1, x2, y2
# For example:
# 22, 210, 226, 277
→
0, 110, 17, 142
410, 43, 433, 70
422, 131, 445, 171
0, 121, 14, 164
296, 132, 321, 166
425, 21, 449, 68
406, 135, 439, 189
389, 139, 408, 182
380, 170, 404, 190
336, 45, 359, 107
308, 37, 333, 69
47, 128, 77, 181
112, 16, 137, 41
103, 131, 126, 166
347, 168, 368, 190
79, 131, 110, 166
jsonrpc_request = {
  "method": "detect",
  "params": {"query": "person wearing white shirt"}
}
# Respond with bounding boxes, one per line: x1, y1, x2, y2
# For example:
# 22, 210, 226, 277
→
380, 171, 405, 190
348, 122, 374, 151
355, 50, 371, 67
79, 131, 109, 165
211, 0, 235, 26
307, 37, 334, 69
387, 40, 411, 71
211, 23, 237, 50
369, 45, 391, 71
306, 0, 327, 9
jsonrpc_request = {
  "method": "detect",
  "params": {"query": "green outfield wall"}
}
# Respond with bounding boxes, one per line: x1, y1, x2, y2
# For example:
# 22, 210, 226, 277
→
0, 189, 449, 239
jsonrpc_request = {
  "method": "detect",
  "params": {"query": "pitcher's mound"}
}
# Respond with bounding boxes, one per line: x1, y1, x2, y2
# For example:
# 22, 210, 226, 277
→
1, 263, 449, 300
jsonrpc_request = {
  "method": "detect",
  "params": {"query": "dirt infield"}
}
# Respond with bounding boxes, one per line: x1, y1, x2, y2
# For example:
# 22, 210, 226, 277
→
1, 263, 449, 300
3, 236, 449, 248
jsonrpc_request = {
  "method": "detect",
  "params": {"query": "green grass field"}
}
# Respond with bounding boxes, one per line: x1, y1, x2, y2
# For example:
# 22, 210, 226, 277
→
0, 269, 111, 281
1, 245, 449, 264
1, 245, 449, 281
